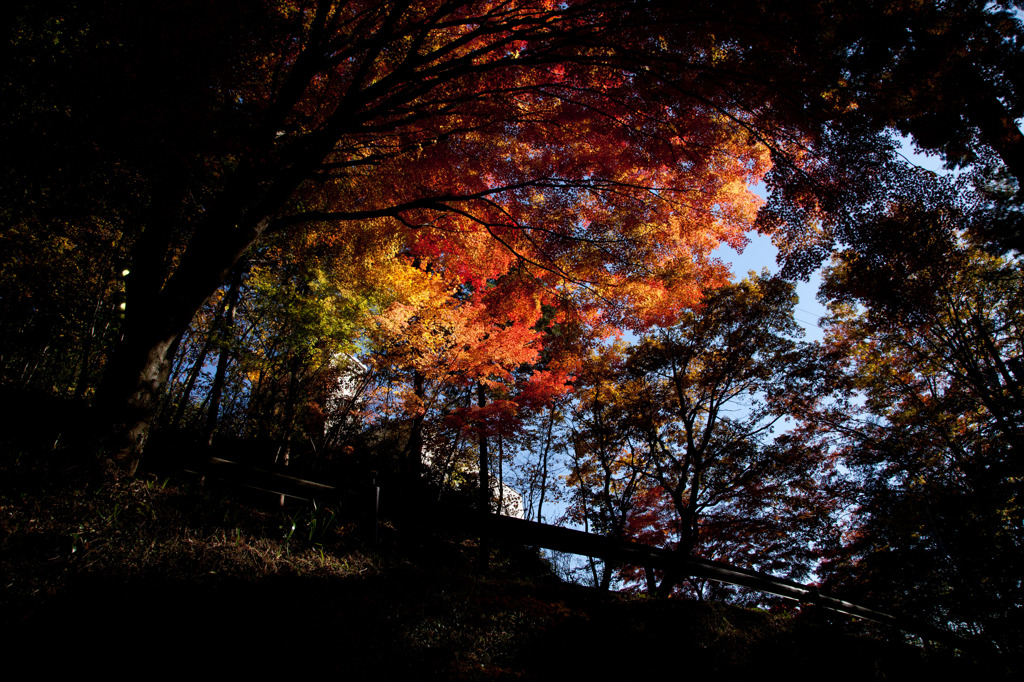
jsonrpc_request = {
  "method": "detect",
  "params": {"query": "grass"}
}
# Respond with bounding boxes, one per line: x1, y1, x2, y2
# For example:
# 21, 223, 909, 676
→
0, 416, 1014, 678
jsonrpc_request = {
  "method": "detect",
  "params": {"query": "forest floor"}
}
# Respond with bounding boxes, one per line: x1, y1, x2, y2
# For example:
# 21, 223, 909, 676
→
0, 401, 1014, 679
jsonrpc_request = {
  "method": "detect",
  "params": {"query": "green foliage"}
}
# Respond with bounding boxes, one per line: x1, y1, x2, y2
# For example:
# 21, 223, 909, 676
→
283, 500, 338, 547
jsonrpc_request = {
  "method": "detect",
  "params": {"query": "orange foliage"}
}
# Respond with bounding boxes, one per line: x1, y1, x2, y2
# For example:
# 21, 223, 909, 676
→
271, 1, 771, 341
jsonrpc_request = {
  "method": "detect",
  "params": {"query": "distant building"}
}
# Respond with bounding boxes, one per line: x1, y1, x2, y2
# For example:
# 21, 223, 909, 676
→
491, 479, 524, 519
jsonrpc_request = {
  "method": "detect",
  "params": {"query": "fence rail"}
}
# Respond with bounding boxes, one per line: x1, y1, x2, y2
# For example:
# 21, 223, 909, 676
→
182, 456, 973, 651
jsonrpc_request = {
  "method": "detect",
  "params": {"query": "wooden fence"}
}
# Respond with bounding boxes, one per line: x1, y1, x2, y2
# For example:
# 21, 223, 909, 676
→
188, 456, 974, 652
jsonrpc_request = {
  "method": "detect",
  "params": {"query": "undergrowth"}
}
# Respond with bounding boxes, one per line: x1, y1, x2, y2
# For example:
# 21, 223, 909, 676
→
0, 431, 1012, 679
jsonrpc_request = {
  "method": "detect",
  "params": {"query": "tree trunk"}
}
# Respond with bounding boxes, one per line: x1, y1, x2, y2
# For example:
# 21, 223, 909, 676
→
644, 566, 658, 595
600, 560, 614, 591
94, 323, 181, 475
657, 498, 698, 598
401, 369, 425, 487
478, 381, 490, 571
477, 381, 491, 513
275, 354, 303, 467
202, 266, 242, 447
93, 203, 272, 472
536, 404, 555, 524
497, 432, 505, 515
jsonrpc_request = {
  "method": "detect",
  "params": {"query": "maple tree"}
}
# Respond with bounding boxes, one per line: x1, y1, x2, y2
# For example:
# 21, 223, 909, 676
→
0, 0, 791, 470
5, 1, 1021, 466
560, 274, 838, 596
562, 340, 647, 589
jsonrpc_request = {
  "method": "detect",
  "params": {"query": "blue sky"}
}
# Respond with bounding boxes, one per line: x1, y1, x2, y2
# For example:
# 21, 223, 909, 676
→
718, 233, 827, 343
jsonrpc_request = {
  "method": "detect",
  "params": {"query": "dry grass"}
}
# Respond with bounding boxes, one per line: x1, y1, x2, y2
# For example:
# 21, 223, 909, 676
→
0, 429, 1010, 679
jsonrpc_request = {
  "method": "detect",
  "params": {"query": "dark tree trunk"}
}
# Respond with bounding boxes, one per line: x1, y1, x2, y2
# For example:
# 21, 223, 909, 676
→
644, 566, 658, 595
600, 560, 614, 591
478, 381, 490, 513
94, 321, 181, 474
202, 266, 242, 447
401, 369, 425, 487
93, 189, 273, 471
275, 354, 303, 467
478, 381, 490, 570
656, 495, 698, 598
497, 432, 505, 515
536, 404, 555, 523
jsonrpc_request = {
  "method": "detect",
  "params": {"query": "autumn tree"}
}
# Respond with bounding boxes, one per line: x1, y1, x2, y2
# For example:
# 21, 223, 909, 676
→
151, 214, 406, 462
2, 0, 800, 471
814, 193, 1024, 651
562, 340, 648, 590
828, 0, 1024, 186
611, 273, 836, 597
673, 1, 1024, 274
